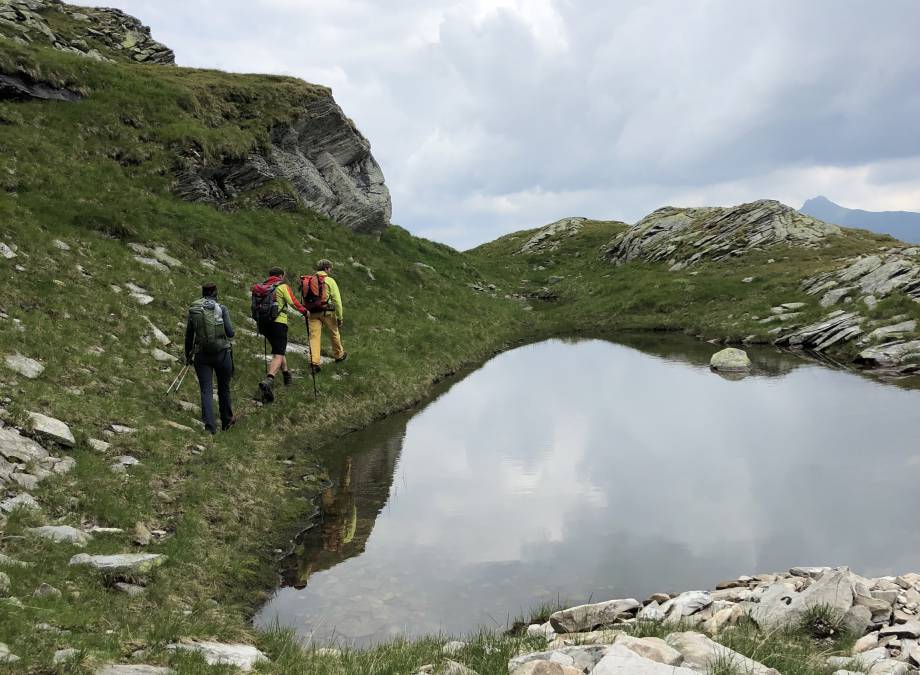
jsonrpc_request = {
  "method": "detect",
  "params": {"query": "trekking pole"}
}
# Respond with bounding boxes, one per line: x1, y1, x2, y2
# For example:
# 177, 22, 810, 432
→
166, 364, 190, 396
262, 335, 268, 375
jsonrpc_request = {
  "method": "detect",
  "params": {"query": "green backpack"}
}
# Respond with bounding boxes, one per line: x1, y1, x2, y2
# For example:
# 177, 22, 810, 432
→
189, 298, 230, 355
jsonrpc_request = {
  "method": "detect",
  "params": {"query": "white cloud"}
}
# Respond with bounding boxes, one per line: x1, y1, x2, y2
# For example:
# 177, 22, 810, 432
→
76, 0, 920, 247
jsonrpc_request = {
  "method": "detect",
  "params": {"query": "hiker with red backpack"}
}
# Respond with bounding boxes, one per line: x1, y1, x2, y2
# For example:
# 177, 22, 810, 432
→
301, 259, 346, 373
251, 267, 308, 403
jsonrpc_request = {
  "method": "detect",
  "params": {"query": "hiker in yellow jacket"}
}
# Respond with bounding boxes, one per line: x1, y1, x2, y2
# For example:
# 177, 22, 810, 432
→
306, 259, 346, 373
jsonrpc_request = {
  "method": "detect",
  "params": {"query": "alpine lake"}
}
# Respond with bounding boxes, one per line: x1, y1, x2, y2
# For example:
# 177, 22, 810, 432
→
254, 334, 920, 647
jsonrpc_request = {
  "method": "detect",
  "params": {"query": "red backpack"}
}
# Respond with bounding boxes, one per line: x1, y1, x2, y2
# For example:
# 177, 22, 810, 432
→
300, 274, 330, 312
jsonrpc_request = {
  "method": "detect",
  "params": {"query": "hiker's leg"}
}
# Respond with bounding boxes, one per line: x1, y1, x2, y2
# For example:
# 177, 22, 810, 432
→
215, 350, 234, 429
308, 314, 323, 366
194, 359, 217, 434
324, 314, 345, 360
267, 354, 284, 377
280, 356, 289, 374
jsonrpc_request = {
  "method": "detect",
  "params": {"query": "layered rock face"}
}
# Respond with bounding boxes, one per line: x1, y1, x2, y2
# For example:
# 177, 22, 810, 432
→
1, 0, 393, 233
174, 95, 392, 234
0, 0, 175, 64
605, 200, 840, 270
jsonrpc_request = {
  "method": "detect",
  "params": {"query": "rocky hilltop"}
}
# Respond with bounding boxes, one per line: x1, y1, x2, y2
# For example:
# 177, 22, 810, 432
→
0, 0, 174, 64
0, 0, 392, 233
605, 200, 840, 270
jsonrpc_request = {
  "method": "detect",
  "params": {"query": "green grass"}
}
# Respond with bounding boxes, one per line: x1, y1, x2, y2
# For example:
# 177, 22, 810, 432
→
0, 33, 916, 674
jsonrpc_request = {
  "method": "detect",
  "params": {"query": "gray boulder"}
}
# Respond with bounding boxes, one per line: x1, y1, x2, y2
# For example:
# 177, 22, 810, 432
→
751, 569, 854, 630
27, 525, 92, 547
0, 427, 49, 463
4, 353, 43, 378
592, 645, 698, 675
709, 348, 751, 372
665, 632, 780, 675
28, 412, 75, 447
856, 340, 920, 368
549, 598, 640, 633
166, 641, 267, 671
69, 553, 166, 576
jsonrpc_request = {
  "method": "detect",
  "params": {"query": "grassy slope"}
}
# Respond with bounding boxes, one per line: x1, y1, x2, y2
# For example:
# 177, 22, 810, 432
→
0, 37, 914, 674
476, 219, 920, 358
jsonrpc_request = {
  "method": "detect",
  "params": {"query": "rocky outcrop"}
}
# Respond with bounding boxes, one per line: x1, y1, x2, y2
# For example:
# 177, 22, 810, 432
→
0, 72, 81, 101
517, 567, 920, 675
518, 218, 587, 255
0, 0, 174, 64
801, 248, 920, 308
605, 200, 840, 269
174, 95, 392, 234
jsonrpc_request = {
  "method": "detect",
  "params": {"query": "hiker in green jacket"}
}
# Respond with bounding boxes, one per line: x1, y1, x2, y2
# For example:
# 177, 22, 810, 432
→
184, 282, 235, 434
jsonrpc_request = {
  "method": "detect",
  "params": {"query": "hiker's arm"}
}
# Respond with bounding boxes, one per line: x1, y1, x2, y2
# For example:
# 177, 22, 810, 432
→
328, 278, 344, 321
221, 305, 235, 339
282, 284, 308, 315
183, 316, 195, 362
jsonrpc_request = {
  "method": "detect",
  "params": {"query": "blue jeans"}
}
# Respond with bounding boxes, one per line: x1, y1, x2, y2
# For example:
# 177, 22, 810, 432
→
194, 349, 233, 433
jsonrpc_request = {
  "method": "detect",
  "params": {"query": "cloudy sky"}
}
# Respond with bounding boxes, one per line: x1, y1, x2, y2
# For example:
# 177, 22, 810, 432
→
78, 1, 920, 248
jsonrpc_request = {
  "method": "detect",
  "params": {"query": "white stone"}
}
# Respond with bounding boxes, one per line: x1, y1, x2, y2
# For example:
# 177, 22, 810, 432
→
167, 642, 267, 671
613, 635, 681, 665
28, 411, 75, 447
88, 438, 111, 452
441, 641, 467, 656
0, 493, 40, 513
110, 425, 137, 434
0, 642, 20, 664
661, 590, 713, 619
69, 553, 166, 575
592, 645, 697, 675
27, 525, 91, 547
5, 353, 44, 378
880, 621, 920, 639
0, 243, 16, 259
53, 648, 78, 664
144, 318, 170, 345
151, 348, 177, 363
52, 239, 71, 251
0, 427, 49, 462
666, 632, 780, 675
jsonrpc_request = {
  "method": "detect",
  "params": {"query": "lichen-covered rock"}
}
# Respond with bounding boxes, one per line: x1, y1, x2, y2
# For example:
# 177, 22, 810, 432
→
605, 200, 839, 268
549, 598, 640, 633
28, 411, 76, 447
28, 525, 91, 547
0, 427, 49, 463
709, 348, 751, 372
4, 353, 43, 378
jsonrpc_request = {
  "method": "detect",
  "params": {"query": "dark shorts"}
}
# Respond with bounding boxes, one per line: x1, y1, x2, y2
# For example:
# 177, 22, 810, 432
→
259, 321, 288, 356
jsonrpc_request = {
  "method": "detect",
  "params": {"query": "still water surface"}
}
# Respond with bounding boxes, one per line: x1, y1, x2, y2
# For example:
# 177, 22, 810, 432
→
254, 336, 920, 646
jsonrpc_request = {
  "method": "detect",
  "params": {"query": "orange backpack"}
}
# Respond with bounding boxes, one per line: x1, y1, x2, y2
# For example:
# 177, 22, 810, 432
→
300, 274, 329, 312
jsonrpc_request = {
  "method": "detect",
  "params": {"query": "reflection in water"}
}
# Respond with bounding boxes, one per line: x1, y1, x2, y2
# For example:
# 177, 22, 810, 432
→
254, 336, 920, 647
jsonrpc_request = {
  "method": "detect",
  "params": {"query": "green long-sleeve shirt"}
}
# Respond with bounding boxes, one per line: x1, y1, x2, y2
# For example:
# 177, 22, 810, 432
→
318, 271, 344, 320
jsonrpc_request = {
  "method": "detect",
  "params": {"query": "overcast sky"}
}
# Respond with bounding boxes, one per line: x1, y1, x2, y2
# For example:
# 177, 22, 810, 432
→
79, 0, 920, 248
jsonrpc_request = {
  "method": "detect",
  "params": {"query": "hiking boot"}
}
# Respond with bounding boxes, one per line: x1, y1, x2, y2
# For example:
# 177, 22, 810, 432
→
222, 416, 237, 431
283, 371, 293, 386
259, 377, 275, 403
334, 352, 348, 363
310, 364, 322, 374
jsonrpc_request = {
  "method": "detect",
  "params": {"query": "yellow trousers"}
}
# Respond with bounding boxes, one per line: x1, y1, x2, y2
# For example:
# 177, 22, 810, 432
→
308, 313, 345, 366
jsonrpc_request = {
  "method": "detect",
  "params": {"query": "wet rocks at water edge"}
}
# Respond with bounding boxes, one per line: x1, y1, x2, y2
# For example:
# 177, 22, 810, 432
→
515, 567, 920, 674
709, 347, 751, 372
